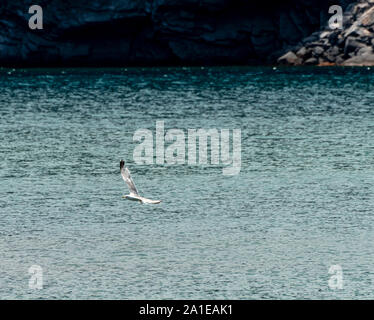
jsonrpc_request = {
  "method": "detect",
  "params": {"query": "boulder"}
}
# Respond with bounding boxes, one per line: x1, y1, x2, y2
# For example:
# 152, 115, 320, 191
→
277, 51, 301, 65
360, 6, 374, 27
304, 57, 318, 65
342, 53, 374, 66
312, 46, 324, 57
296, 47, 306, 56
344, 37, 367, 56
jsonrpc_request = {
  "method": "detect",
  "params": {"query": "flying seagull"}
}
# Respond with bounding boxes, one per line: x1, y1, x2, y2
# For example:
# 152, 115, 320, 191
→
120, 160, 161, 204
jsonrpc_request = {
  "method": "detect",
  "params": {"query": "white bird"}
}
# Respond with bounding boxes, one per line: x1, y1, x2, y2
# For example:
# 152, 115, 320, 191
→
120, 160, 161, 204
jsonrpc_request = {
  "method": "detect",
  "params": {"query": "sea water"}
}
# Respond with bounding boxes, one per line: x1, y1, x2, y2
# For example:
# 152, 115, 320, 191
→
1, 67, 374, 299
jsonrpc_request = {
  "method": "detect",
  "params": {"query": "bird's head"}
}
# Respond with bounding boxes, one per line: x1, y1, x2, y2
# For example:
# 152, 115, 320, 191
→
120, 160, 125, 170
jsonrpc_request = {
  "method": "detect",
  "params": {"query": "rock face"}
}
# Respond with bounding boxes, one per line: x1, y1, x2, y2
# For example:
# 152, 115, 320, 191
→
278, 0, 374, 66
0, 0, 354, 66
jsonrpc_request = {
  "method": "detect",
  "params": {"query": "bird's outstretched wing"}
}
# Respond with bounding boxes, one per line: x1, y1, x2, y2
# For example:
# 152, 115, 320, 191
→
120, 160, 139, 196
140, 197, 161, 204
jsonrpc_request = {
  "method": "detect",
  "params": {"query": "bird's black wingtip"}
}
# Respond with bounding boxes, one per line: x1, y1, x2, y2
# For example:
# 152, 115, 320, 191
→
120, 159, 125, 170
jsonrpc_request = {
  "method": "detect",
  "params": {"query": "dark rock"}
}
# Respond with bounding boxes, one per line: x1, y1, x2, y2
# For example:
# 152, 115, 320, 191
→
0, 0, 355, 66
324, 46, 341, 61
330, 46, 341, 57
328, 31, 340, 45
344, 36, 367, 56
313, 46, 324, 57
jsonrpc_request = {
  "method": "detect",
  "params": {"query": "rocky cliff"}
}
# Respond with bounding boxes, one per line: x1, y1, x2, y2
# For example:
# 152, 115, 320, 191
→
278, 0, 374, 66
0, 0, 355, 66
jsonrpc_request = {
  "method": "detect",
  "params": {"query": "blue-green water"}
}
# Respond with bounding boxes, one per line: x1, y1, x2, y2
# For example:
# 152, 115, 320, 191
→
1, 67, 374, 299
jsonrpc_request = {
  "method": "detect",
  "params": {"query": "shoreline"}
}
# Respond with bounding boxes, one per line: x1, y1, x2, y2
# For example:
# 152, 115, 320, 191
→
1, 64, 373, 69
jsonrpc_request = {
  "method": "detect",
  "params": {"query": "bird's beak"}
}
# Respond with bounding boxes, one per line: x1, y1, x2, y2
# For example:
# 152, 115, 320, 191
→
122, 196, 126, 198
